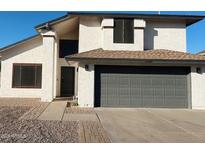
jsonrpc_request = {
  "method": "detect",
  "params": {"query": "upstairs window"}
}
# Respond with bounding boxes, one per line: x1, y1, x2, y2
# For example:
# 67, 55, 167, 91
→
59, 40, 78, 58
114, 18, 134, 44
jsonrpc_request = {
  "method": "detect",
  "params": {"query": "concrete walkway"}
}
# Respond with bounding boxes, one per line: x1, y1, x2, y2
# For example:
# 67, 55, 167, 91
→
38, 101, 67, 121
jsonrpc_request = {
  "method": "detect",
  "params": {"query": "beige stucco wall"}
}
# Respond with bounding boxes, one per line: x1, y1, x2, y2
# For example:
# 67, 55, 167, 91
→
78, 17, 145, 52
0, 31, 59, 102
144, 21, 186, 51
41, 33, 56, 102
191, 66, 205, 109
78, 64, 94, 107
78, 16, 102, 52
78, 16, 187, 52
0, 36, 44, 98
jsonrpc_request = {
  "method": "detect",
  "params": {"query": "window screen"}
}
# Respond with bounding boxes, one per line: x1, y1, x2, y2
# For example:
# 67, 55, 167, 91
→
114, 18, 134, 43
12, 64, 42, 88
59, 40, 78, 58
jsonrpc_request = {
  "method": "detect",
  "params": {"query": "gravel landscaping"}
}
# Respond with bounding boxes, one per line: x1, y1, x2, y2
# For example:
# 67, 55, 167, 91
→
0, 98, 110, 143
0, 119, 79, 143
0, 101, 80, 143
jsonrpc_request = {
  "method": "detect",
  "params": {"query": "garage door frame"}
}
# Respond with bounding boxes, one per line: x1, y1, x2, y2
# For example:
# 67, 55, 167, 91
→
94, 65, 191, 108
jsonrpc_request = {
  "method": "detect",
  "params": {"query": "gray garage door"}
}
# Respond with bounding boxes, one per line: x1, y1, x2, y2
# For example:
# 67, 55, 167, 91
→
95, 66, 190, 108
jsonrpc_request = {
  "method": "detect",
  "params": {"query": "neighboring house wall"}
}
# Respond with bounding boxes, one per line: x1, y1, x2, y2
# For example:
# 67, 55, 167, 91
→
144, 20, 186, 51
191, 66, 205, 109
0, 36, 44, 98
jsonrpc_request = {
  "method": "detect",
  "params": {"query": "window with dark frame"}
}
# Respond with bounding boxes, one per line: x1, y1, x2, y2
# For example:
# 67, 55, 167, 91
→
12, 64, 42, 88
59, 40, 78, 58
114, 18, 134, 44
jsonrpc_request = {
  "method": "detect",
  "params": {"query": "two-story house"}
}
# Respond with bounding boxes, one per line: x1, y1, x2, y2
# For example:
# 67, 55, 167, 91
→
0, 12, 205, 109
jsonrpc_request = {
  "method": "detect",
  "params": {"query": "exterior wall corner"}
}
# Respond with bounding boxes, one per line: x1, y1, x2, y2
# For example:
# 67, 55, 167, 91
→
190, 66, 205, 109
77, 64, 94, 107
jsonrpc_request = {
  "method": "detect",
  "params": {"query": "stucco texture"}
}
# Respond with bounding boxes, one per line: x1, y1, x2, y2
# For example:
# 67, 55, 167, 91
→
0, 36, 44, 98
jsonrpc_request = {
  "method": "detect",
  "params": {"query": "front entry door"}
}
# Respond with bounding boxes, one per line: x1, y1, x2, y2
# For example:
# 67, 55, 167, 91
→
60, 67, 75, 97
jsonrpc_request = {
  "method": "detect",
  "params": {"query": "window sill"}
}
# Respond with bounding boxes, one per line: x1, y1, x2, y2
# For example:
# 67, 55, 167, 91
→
12, 87, 41, 89
113, 42, 134, 44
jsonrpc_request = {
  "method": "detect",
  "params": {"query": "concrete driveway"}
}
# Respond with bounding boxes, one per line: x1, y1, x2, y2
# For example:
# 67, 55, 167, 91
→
95, 108, 205, 143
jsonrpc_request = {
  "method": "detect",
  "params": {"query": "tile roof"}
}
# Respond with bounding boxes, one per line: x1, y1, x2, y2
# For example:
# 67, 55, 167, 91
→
198, 50, 205, 55
66, 48, 205, 62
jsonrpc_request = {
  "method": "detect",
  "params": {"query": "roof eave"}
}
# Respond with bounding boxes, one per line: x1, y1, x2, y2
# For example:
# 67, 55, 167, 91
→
65, 57, 205, 65
35, 12, 205, 30
0, 34, 40, 53
35, 14, 72, 31
68, 12, 205, 26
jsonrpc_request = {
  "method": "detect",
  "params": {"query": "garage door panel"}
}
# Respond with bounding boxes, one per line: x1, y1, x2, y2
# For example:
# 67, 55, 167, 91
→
141, 78, 152, 87
164, 79, 176, 87
95, 66, 190, 108
119, 99, 130, 106
175, 88, 187, 97
175, 79, 187, 87
152, 78, 164, 87
143, 97, 154, 107
130, 77, 141, 86
153, 97, 164, 107
165, 88, 175, 97
154, 88, 164, 96
130, 88, 141, 96
107, 98, 119, 106
130, 97, 142, 103
107, 87, 117, 95
141, 88, 154, 97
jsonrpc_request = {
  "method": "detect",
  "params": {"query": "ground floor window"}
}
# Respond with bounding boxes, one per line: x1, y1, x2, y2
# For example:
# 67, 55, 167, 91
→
12, 63, 42, 88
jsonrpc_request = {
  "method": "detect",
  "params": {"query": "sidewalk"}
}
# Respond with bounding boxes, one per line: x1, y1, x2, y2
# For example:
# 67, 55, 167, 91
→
38, 101, 67, 121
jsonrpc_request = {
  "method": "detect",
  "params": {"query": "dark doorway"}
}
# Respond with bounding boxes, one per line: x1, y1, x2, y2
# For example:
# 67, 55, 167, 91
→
60, 67, 75, 97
